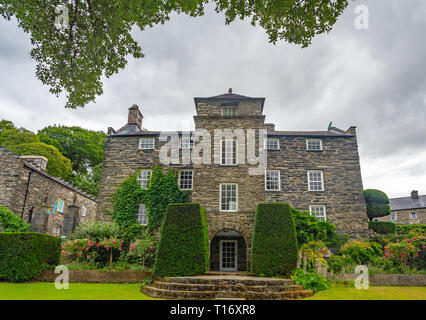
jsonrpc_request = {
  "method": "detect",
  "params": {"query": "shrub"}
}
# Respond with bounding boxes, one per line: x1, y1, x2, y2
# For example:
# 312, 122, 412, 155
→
291, 207, 346, 249
299, 240, 330, 271
127, 232, 159, 269
62, 237, 124, 267
291, 269, 332, 292
0, 232, 61, 282
339, 239, 383, 265
327, 255, 345, 273
153, 203, 208, 277
363, 189, 391, 220
0, 206, 30, 232
384, 236, 425, 271
396, 225, 426, 236
251, 203, 298, 276
70, 220, 120, 242
369, 221, 396, 235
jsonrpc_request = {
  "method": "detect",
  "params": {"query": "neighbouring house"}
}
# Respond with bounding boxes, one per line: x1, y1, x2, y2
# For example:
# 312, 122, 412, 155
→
0, 146, 97, 236
378, 190, 426, 225
97, 89, 368, 272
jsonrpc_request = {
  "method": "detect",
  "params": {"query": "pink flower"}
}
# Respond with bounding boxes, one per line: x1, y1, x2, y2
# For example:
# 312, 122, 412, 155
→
342, 254, 346, 259
97, 243, 100, 248
407, 239, 411, 243
414, 254, 419, 258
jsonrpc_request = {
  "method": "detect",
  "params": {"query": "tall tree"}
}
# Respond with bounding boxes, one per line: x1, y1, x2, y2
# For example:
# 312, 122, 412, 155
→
8, 142, 72, 179
38, 125, 106, 174
0, 0, 349, 108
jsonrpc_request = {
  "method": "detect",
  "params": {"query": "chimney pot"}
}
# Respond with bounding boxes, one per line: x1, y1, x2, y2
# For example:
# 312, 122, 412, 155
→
228, 88, 232, 94
411, 190, 419, 199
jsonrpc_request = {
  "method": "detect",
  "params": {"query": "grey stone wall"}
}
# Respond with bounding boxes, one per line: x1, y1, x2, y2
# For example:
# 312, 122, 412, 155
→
0, 147, 97, 236
265, 135, 368, 237
379, 208, 426, 225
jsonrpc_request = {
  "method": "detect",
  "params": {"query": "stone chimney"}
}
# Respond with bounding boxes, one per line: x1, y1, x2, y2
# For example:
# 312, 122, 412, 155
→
411, 190, 419, 199
128, 104, 143, 129
264, 123, 275, 132
21, 155, 48, 171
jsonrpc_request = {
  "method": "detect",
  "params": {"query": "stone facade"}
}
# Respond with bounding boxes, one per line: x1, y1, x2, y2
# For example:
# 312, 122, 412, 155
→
97, 90, 369, 271
0, 146, 97, 236
378, 191, 426, 225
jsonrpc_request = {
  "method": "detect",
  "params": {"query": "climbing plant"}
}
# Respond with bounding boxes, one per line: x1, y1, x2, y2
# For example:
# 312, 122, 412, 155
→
111, 166, 189, 230
144, 166, 190, 231
111, 173, 143, 228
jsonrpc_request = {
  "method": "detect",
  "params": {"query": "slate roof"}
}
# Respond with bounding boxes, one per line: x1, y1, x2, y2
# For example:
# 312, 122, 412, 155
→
390, 195, 426, 211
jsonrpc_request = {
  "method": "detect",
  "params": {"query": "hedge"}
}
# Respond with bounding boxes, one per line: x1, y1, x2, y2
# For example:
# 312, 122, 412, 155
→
368, 221, 396, 234
251, 203, 298, 276
0, 232, 61, 282
363, 189, 391, 220
153, 203, 208, 277
396, 224, 426, 235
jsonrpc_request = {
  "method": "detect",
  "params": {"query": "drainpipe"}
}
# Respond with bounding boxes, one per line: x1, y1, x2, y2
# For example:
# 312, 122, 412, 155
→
21, 170, 33, 219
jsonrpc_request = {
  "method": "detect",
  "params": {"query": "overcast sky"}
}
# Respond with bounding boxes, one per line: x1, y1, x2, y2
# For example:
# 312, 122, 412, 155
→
0, 0, 425, 198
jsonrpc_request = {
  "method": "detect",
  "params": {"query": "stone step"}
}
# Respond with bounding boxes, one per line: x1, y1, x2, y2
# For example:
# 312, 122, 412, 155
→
153, 281, 304, 293
141, 285, 313, 300
161, 276, 294, 287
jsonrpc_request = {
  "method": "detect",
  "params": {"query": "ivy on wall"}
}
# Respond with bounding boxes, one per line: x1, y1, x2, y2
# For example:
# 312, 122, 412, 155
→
111, 173, 143, 228
144, 166, 190, 231
111, 166, 190, 230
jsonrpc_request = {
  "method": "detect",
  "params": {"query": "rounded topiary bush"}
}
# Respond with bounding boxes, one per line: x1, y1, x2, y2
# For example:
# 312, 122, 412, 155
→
251, 202, 298, 276
363, 189, 391, 220
153, 203, 208, 277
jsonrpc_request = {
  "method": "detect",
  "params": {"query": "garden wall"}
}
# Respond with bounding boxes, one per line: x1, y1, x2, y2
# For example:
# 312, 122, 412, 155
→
38, 270, 151, 283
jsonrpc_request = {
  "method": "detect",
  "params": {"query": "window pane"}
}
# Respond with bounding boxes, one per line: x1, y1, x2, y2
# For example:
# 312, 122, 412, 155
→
140, 139, 155, 149
221, 138, 237, 165
139, 170, 151, 189
137, 204, 148, 225
266, 139, 279, 150
311, 205, 326, 221
220, 184, 237, 211
308, 171, 323, 191
266, 170, 280, 190
179, 170, 193, 190
223, 106, 237, 116
307, 139, 322, 150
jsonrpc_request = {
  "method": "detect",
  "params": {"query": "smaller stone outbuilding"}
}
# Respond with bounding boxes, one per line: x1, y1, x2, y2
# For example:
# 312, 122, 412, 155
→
0, 146, 97, 236
378, 190, 426, 225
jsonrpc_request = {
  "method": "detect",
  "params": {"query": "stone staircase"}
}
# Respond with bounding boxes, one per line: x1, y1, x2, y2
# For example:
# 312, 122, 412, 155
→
141, 275, 313, 300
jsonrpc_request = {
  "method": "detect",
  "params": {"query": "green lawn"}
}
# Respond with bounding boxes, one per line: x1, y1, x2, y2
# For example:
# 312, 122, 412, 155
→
1, 282, 425, 300
306, 286, 426, 300
0, 282, 155, 300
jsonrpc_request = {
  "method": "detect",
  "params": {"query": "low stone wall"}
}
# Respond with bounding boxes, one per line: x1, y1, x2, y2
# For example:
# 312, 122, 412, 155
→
327, 273, 426, 286
38, 270, 151, 283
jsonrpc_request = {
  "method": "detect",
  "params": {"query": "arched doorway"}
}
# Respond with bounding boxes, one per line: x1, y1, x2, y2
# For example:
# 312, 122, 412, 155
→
210, 230, 247, 272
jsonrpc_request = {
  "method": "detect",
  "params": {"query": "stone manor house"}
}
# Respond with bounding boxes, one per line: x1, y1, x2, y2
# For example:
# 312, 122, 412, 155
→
97, 90, 369, 272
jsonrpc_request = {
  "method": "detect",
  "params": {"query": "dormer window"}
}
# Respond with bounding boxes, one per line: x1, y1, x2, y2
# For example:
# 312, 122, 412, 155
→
222, 105, 237, 116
